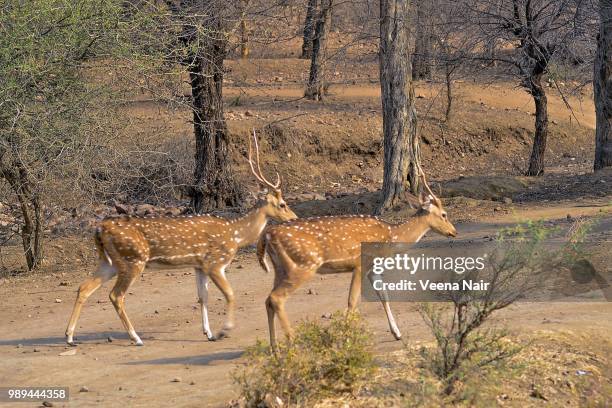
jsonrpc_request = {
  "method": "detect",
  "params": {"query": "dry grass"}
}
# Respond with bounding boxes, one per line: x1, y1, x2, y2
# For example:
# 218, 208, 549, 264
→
315, 330, 611, 407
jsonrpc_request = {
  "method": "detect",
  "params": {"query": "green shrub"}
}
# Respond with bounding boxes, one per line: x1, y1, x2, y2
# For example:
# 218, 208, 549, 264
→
233, 312, 376, 407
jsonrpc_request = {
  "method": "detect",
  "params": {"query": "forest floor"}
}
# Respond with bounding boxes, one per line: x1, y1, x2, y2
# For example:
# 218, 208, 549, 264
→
0, 56, 611, 407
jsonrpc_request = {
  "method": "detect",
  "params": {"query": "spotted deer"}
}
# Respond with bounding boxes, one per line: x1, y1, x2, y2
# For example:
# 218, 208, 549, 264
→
257, 165, 457, 348
65, 132, 297, 346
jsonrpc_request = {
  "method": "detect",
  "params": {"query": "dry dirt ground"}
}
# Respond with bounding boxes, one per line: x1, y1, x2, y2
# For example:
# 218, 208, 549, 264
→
0, 199, 610, 408
1, 53, 611, 406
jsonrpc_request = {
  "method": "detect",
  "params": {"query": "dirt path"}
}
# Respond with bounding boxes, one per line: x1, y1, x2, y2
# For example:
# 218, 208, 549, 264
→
1, 202, 610, 408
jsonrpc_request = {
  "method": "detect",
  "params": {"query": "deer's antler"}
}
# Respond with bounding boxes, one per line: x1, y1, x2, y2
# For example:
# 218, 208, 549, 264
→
415, 161, 438, 200
248, 129, 281, 190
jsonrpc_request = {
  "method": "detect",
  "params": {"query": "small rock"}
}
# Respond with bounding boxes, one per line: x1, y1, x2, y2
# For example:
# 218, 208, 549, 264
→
321, 313, 332, 319
566, 214, 574, 221
307, 288, 317, 295
59, 349, 77, 356
55, 298, 62, 303
171, 377, 182, 383
236, 264, 243, 269
16, 344, 23, 348
114, 202, 130, 215
503, 197, 513, 204
107, 336, 114, 343
154, 310, 159, 314
189, 381, 196, 385
494, 207, 502, 212
80, 386, 89, 392
42, 402, 54, 407
59, 281, 69, 286
33, 348, 40, 352
244, 110, 253, 117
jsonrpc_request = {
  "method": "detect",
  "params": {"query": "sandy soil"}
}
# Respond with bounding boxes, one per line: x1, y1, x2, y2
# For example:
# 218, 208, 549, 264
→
1, 199, 610, 408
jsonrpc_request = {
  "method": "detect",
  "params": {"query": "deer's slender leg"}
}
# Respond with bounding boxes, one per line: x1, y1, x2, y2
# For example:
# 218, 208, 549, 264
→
109, 261, 145, 346
267, 265, 317, 349
207, 263, 235, 337
348, 263, 362, 311
195, 268, 215, 341
65, 261, 117, 345
368, 269, 401, 340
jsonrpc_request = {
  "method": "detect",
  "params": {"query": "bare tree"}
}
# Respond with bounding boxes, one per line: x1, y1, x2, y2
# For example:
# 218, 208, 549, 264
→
301, 0, 318, 59
239, 0, 250, 58
412, 0, 433, 80
468, 0, 596, 176
430, 0, 478, 121
169, 1, 246, 212
378, 0, 420, 213
595, 0, 612, 170
305, 0, 333, 100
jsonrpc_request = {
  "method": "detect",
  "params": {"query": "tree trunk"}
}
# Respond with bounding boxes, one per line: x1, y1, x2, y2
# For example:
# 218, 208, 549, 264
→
238, 0, 249, 59
188, 24, 243, 212
412, 0, 432, 80
445, 66, 453, 122
0, 156, 44, 270
301, 0, 318, 59
526, 71, 548, 176
239, 18, 249, 59
594, 0, 612, 170
305, 0, 332, 100
378, 0, 420, 214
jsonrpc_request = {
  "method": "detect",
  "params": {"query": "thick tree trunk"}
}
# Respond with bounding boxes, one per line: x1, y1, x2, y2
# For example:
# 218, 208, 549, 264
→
305, 0, 332, 100
301, 0, 318, 59
594, 0, 612, 170
526, 72, 548, 176
378, 0, 420, 214
412, 0, 432, 80
188, 29, 242, 212
0, 156, 44, 270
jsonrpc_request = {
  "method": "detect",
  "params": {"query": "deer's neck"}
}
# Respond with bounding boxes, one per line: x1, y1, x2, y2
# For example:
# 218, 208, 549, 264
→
230, 205, 268, 248
390, 213, 430, 243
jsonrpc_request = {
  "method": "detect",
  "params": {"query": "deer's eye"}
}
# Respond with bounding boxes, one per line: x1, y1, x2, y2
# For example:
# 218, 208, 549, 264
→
279, 203, 287, 209
442, 213, 447, 219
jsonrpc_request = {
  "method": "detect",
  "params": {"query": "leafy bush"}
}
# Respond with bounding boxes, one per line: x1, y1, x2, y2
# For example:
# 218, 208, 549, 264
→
418, 219, 593, 395
233, 312, 376, 407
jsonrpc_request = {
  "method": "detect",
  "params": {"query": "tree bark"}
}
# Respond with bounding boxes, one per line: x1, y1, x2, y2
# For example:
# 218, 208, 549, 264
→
0, 154, 44, 270
305, 0, 332, 100
239, 18, 249, 58
594, 0, 612, 170
445, 66, 453, 122
238, 0, 249, 59
378, 0, 420, 214
301, 0, 318, 59
412, 0, 432, 80
187, 18, 243, 212
526, 71, 548, 176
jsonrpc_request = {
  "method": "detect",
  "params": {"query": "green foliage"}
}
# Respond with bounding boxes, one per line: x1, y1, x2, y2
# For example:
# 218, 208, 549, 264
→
233, 312, 376, 406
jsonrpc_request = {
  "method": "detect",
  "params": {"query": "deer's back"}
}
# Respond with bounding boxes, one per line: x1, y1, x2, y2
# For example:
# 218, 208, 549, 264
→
265, 215, 392, 268
98, 215, 236, 266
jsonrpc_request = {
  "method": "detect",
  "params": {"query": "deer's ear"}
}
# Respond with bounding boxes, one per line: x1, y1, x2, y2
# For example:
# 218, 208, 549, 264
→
404, 192, 421, 209
419, 192, 434, 212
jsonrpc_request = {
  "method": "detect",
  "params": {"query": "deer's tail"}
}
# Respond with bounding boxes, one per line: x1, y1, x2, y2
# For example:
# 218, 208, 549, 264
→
256, 232, 271, 274
94, 226, 113, 265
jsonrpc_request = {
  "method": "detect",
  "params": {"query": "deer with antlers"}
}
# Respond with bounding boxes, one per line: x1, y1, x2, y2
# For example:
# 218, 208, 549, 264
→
257, 164, 457, 348
65, 132, 297, 346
